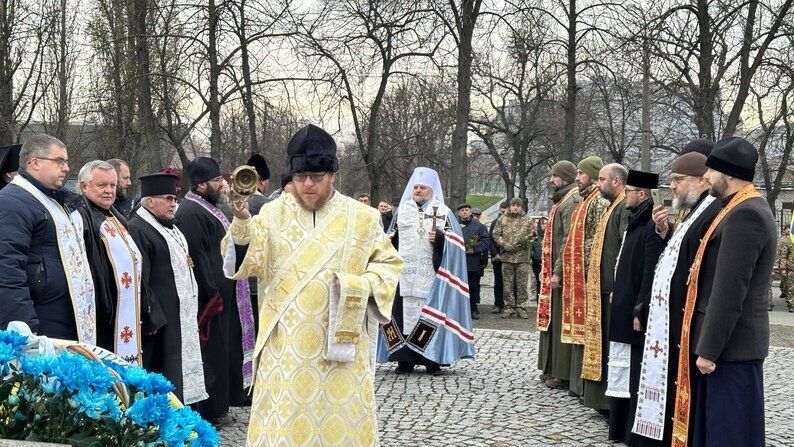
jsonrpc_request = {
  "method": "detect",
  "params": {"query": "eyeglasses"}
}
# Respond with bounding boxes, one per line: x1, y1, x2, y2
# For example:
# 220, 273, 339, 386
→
670, 175, 691, 185
293, 172, 328, 183
35, 157, 69, 166
153, 195, 178, 203
624, 188, 641, 194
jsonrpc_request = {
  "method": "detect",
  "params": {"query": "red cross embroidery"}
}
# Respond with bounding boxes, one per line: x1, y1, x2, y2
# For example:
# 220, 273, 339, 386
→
120, 272, 132, 289
649, 340, 664, 358
655, 294, 664, 305
103, 222, 117, 237
120, 325, 133, 343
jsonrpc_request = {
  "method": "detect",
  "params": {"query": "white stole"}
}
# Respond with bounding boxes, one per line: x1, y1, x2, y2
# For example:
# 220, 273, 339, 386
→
10, 175, 96, 344
137, 207, 208, 405
99, 216, 143, 364
632, 195, 716, 440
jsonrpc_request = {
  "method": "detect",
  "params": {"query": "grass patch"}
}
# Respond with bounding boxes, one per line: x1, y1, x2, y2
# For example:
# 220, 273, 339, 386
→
466, 194, 503, 211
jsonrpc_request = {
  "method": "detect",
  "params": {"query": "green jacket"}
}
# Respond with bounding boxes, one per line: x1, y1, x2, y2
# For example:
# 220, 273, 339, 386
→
493, 211, 536, 263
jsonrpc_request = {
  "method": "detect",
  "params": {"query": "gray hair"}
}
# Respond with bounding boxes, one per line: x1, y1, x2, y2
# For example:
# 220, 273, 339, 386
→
20, 134, 67, 166
78, 160, 116, 185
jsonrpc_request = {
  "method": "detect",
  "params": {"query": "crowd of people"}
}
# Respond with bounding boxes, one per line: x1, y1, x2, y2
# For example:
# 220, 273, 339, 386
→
0, 129, 779, 447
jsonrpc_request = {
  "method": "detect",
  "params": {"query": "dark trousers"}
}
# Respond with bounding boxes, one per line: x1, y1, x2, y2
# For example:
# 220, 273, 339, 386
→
469, 271, 481, 312
692, 360, 765, 447
532, 261, 541, 296
493, 260, 504, 308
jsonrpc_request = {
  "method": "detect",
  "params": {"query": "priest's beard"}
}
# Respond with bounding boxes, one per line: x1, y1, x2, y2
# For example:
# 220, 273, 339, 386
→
197, 184, 225, 206
116, 186, 128, 201
709, 173, 729, 199
672, 184, 701, 211
293, 188, 333, 211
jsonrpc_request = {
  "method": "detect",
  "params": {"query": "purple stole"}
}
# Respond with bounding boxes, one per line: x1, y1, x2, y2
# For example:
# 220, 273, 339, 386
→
185, 191, 255, 388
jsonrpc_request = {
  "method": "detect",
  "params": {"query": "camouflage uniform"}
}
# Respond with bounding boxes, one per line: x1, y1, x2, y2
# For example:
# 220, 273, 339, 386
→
776, 235, 792, 301
492, 210, 535, 318
783, 237, 794, 310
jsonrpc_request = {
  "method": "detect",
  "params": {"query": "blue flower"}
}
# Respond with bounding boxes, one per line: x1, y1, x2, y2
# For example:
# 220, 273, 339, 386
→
118, 365, 175, 395
0, 330, 28, 353
125, 394, 171, 426
191, 417, 220, 447
19, 354, 55, 377
40, 377, 65, 395
50, 353, 115, 393
0, 342, 16, 363
72, 389, 108, 419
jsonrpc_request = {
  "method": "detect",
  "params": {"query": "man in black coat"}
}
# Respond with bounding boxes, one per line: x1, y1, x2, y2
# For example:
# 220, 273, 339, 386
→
607, 170, 665, 446
687, 138, 774, 447
0, 134, 93, 340
634, 150, 721, 447
0, 144, 21, 190
246, 153, 271, 216
176, 157, 252, 420
488, 201, 509, 313
457, 204, 490, 320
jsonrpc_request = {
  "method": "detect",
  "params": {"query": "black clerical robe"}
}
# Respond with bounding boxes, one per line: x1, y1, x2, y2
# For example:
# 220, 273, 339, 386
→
79, 199, 159, 354
127, 214, 191, 399
175, 194, 246, 419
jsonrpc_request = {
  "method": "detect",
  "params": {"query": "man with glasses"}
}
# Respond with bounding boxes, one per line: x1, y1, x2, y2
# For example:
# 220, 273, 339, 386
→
0, 134, 96, 345
606, 170, 665, 445
175, 156, 255, 420
128, 172, 207, 407
632, 147, 721, 447
222, 124, 403, 446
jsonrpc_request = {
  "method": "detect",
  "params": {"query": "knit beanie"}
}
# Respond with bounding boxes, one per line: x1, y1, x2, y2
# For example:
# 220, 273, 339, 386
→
577, 156, 604, 180
551, 160, 577, 183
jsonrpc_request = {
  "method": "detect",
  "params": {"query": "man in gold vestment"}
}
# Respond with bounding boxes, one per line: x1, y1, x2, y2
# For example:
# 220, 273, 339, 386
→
222, 124, 403, 446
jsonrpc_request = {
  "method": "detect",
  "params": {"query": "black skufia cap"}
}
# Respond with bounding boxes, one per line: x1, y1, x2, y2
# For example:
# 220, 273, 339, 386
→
186, 157, 222, 185
0, 144, 21, 173
681, 139, 714, 157
287, 124, 338, 175
246, 153, 270, 181
705, 137, 758, 182
140, 173, 178, 197
626, 170, 659, 189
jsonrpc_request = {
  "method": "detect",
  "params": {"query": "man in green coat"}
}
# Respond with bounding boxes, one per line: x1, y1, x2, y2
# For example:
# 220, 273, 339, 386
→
492, 198, 536, 319
582, 163, 629, 412
536, 161, 580, 387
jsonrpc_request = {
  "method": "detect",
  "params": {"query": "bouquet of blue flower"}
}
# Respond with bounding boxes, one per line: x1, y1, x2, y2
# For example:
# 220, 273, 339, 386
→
0, 327, 220, 446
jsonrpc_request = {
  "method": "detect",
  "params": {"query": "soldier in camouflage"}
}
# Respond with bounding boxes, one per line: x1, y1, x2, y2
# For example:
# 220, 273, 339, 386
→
492, 197, 536, 319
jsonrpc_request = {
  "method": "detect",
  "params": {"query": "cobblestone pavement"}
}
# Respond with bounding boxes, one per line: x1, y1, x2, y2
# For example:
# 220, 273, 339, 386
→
218, 328, 794, 446
217, 269, 794, 445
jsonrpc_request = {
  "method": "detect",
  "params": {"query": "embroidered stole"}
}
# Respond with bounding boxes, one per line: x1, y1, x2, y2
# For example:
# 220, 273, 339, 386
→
582, 191, 625, 381
671, 185, 760, 447
537, 187, 577, 331
99, 216, 143, 364
136, 207, 208, 404
185, 191, 256, 387
632, 195, 716, 440
10, 176, 96, 344
247, 200, 351, 385
561, 187, 601, 344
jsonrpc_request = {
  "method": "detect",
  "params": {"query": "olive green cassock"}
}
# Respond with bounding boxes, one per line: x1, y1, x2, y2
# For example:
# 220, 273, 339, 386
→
537, 182, 580, 379
569, 184, 610, 397
583, 196, 628, 411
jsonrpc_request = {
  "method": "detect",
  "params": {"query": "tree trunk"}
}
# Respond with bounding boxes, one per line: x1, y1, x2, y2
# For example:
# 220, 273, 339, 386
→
562, 0, 577, 161
132, 0, 162, 171
237, 0, 259, 155
694, 0, 715, 140
55, 0, 69, 140
640, 40, 650, 171
449, 0, 482, 207
208, 0, 222, 160
0, 1, 16, 143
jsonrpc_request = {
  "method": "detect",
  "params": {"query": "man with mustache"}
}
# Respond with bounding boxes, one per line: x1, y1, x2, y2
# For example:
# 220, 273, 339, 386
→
175, 156, 255, 421
378, 166, 475, 375
668, 137, 774, 447
560, 156, 609, 395
77, 160, 148, 364
222, 124, 403, 446
0, 134, 95, 344
632, 147, 722, 446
